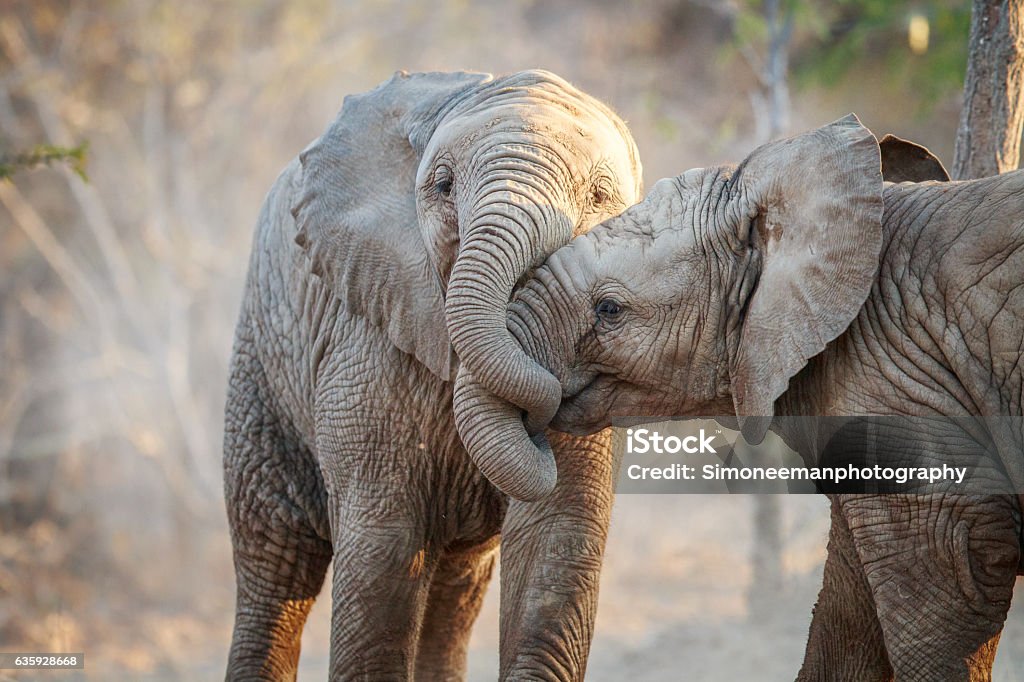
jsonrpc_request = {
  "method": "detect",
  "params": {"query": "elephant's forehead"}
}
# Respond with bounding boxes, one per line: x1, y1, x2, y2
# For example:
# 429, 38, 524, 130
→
448, 103, 624, 150
588, 186, 703, 274
603, 179, 696, 239
466, 75, 606, 121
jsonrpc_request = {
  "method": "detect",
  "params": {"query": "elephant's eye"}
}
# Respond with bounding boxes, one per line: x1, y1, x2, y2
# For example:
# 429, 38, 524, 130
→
589, 175, 616, 210
595, 297, 624, 321
434, 166, 454, 198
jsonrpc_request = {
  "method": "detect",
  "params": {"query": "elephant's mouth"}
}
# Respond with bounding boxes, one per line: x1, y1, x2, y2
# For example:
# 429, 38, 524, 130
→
553, 374, 689, 435
560, 369, 599, 400
551, 372, 616, 435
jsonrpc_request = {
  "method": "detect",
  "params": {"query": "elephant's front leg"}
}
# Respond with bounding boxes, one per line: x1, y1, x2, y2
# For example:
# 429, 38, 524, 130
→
326, 490, 437, 679
842, 493, 1019, 682
797, 495, 892, 682
414, 537, 500, 678
320, 434, 441, 682
498, 430, 616, 681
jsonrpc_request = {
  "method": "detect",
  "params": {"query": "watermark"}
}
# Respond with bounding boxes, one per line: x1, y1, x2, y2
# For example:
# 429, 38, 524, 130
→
0, 653, 84, 669
625, 428, 718, 455
611, 416, 1024, 494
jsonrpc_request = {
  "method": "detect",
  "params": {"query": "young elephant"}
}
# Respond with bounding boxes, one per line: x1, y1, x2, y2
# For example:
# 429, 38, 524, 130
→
224, 70, 641, 680
459, 116, 1024, 680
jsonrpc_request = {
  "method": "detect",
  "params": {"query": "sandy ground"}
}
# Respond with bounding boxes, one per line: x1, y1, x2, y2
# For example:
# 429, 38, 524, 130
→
279, 495, 1024, 681
31, 478, 1024, 680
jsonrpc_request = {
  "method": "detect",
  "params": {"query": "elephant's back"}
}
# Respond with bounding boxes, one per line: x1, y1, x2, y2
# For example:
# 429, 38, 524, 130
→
880, 174, 1024, 416
235, 158, 341, 445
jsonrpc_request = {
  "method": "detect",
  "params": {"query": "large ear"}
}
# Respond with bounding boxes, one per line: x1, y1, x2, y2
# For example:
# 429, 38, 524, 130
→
730, 114, 884, 441
879, 134, 950, 182
291, 71, 492, 381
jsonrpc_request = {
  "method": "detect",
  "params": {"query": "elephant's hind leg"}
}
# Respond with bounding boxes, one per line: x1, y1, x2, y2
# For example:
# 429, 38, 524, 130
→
843, 493, 1019, 682
415, 538, 499, 679
224, 351, 332, 681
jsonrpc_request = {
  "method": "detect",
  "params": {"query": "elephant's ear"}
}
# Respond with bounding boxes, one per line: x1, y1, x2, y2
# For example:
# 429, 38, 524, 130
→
729, 114, 884, 440
291, 71, 492, 382
879, 134, 950, 182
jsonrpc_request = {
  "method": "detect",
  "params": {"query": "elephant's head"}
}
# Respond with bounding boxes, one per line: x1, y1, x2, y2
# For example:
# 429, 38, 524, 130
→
460, 115, 888, 481
291, 70, 641, 500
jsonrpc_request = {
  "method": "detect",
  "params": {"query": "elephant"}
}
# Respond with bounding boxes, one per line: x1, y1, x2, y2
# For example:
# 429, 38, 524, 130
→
222, 69, 642, 680
458, 115, 1024, 680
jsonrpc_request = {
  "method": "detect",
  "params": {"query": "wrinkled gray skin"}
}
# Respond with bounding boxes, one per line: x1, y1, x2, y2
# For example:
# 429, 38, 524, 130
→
223, 70, 641, 680
468, 116, 1024, 681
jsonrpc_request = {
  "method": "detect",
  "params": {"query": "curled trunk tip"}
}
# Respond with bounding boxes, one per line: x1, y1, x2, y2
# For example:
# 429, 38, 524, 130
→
454, 366, 557, 501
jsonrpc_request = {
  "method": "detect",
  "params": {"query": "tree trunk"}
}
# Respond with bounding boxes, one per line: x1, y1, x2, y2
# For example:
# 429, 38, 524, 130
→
747, 0, 793, 621
763, 0, 792, 141
952, 0, 1024, 180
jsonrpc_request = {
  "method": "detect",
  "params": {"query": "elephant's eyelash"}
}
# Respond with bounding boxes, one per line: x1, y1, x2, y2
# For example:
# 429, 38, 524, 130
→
587, 173, 620, 210
433, 163, 455, 199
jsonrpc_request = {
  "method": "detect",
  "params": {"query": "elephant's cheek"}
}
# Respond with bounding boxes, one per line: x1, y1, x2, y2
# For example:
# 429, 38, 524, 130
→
551, 386, 614, 436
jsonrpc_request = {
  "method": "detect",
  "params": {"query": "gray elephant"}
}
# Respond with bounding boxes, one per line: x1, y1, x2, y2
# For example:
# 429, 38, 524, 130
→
223, 69, 641, 680
459, 115, 1024, 680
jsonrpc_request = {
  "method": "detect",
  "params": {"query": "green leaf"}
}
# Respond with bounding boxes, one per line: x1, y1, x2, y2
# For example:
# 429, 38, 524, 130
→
0, 142, 90, 181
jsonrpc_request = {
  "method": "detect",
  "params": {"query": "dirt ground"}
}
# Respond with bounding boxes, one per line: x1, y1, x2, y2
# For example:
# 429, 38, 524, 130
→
7, 495, 1022, 680
282, 495, 1024, 681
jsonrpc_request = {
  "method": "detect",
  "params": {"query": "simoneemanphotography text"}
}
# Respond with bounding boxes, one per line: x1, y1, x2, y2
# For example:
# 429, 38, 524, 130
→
620, 426, 969, 489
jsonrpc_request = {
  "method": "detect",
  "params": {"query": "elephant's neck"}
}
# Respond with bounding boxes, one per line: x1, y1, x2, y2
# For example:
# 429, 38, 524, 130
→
776, 180, 990, 421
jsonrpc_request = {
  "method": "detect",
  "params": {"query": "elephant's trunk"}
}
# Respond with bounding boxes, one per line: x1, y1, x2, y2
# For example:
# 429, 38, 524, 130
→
446, 186, 570, 499
453, 365, 557, 502
452, 242, 581, 501
446, 199, 570, 418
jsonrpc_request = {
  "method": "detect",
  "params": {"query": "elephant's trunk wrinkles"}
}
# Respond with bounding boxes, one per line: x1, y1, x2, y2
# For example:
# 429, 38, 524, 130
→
453, 256, 572, 501
453, 365, 557, 502
447, 190, 568, 500
447, 202, 568, 426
